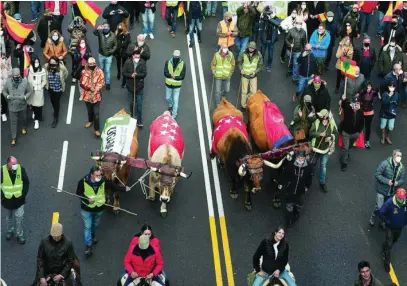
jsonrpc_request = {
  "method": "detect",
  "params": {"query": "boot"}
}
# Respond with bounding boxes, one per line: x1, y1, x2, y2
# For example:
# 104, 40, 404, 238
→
137, 118, 143, 127
51, 118, 58, 128
17, 236, 25, 244
5, 231, 13, 240
320, 183, 328, 192
84, 245, 93, 257
92, 233, 98, 244
385, 130, 392, 145
381, 129, 385, 144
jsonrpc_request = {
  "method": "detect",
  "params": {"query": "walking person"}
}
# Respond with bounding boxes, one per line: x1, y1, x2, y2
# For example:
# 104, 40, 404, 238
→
37, 10, 62, 49
165, 1, 179, 38
335, 37, 354, 93
45, 1, 68, 24
140, 1, 157, 39
235, 3, 256, 55
186, 1, 206, 48
115, 22, 131, 88
44, 57, 68, 128
353, 261, 384, 286
303, 76, 331, 113
238, 41, 263, 109
217, 11, 238, 50
210, 43, 235, 106
76, 166, 130, 256
323, 11, 339, 71
93, 22, 118, 91
67, 16, 87, 82
357, 82, 377, 149
294, 44, 316, 101
309, 23, 331, 75
102, 1, 130, 33
164, 50, 186, 119
1, 156, 29, 244
290, 94, 316, 143
43, 30, 68, 63
73, 39, 92, 100
80, 57, 105, 137
379, 82, 399, 145
353, 35, 376, 81
0, 24, 12, 123
285, 18, 307, 82
339, 66, 365, 101
123, 50, 147, 126
2, 68, 32, 146
369, 150, 405, 228
280, 9, 303, 63
27, 56, 46, 130
126, 34, 151, 63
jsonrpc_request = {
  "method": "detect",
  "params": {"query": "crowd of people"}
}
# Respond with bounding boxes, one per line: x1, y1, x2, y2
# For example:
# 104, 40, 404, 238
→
1, 1, 406, 285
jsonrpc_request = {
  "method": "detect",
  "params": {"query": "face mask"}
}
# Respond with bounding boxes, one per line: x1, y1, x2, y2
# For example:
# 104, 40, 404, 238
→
103, 28, 110, 34
346, 26, 351, 30
80, 43, 86, 48
354, 74, 359, 78
52, 35, 59, 41
95, 177, 102, 182
389, 87, 395, 92
296, 25, 302, 30
363, 43, 370, 48
222, 48, 228, 54
395, 156, 402, 163
134, 58, 140, 63
12, 76, 20, 82
137, 41, 144, 47
0, 30, 3, 36
291, 14, 297, 19
227, 18, 232, 23
118, 28, 123, 32
295, 159, 305, 165
344, 42, 350, 46
314, 83, 321, 89
396, 197, 405, 206
34, 62, 39, 68
11, 164, 18, 171
301, 4, 306, 9
389, 46, 395, 51
327, 17, 334, 22
89, 66, 96, 70
392, 21, 398, 27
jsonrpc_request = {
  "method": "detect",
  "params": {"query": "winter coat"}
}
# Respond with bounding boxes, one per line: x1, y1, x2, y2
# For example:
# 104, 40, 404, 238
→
73, 46, 92, 68
375, 157, 405, 197
124, 244, 164, 277
236, 5, 256, 38
340, 23, 359, 40
125, 42, 151, 61
342, 11, 360, 33
122, 58, 147, 94
102, 3, 130, 32
35, 235, 75, 281
309, 118, 337, 151
238, 50, 263, 79
382, 23, 406, 47
185, 1, 207, 23
115, 32, 131, 58
253, 238, 289, 274
258, 15, 281, 43
358, 88, 378, 114
45, 1, 68, 15
139, 1, 158, 14
354, 46, 377, 76
27, 66, 46, 107
378, 44, 403, 76
44, 62, 68, 92
93, 29, 118, 57
354, 274, 384, 286
335, 38, 354, 70
67, 16, 87, 53
79, 65, 105, 103
324, 20, 339, 47
309, 30, 331, 58
297, 52, 317, 78
37, 17, 62, 44
43, 31, 68, 61
303, 81, 331, 112
2, 78, 32, 112
281, 159, 312, 199
340, 74, 366, 101
379, 91, 398, 120
340, 100, 364, 135
1, 165, 29, 210
378, 197, 407, 229
292, 104, 315, 139
285, 27, 307, 53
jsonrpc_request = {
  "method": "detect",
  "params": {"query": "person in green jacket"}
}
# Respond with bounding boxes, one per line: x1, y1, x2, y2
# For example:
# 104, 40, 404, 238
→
236, 3, 256, 55
353, 261, 384, 286
290, 94, 316, 143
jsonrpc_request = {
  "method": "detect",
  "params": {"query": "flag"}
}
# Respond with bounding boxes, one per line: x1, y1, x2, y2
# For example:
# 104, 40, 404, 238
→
382, 2, 393, 23
315, 12, 327, 23
394, 1, 403, 11
178, 2, 184, 17
74, 1, 102, 28
357, 1, 364, 7
23, 46, 31, 78
3, 13, 35, 43
340, 57, 357, 79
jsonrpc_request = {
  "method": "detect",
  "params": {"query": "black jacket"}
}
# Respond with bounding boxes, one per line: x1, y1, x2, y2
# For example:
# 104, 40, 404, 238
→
116, 32, 131, 58
125, 42, 151, 61
1, 165, 29, 210
185, 1, 207, 23
102, 3, 130, 32
382, 23, 406, 47
285, 27, 307, 53
340, 100, 364, 134
253, 238, 289, 274
297, 53, 317, 77
353, 47, 377, 75
281, 160, 312, 198
139, 1, 158, 14
164, 58, 187, 88
303, 82, 331, 113
35, 235, 75, 280
37, 17, 62, 44
123, 58, 147, 94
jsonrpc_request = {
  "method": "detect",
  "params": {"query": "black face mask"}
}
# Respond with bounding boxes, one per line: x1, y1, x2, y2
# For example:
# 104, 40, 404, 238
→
89, 66, 96, 70
12, 76, 20, 82
173, 58, 180, 65
227, 18, 232, 23
50, 64, 57, 70
363, 43, 370, 47
392, 21, 398, 27
118, 28, 122, 33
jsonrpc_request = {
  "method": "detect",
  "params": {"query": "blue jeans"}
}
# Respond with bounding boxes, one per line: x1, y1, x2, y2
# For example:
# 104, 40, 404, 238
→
166, 7, 178, 33
80, 210, 103, 246
128, 90, 144, 120
98, 54, 113, 84
286, 50, 300, 80
296, 76, 313, 96
377, 11, 384, 34
359, 11, 372, 34
235, 37, 249, 55
260, 40, 275, 67
312, 153, 329, 184
30, 1, 41, 19
189, 18, 202, 43
206, 1, 218, 14
142, 9, 155, 34
252, 270, 296, 286
380, 118, 395, 131
166, 87, 181, 118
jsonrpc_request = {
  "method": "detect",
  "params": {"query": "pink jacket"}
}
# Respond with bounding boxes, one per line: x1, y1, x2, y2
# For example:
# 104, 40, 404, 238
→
45, 1, 68, 15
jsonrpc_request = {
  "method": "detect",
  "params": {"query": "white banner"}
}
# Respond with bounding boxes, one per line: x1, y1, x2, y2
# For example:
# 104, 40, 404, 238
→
228, 1, 288, 21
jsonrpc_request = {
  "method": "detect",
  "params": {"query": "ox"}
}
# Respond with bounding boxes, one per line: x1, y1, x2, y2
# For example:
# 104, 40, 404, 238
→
93, 109, 138, 214
148, 111, 186, 217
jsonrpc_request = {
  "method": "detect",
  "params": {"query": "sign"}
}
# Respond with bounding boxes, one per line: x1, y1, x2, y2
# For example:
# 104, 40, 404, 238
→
101, 115, 138, 156
227, 1, 288, 22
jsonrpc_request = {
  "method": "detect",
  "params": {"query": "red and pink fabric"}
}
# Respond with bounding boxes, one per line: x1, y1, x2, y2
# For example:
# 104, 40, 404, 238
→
211, 115, 249, 155
263, 101, 293, 149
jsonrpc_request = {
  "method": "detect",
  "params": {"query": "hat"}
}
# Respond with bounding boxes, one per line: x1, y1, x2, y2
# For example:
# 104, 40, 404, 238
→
327, 11, 334, 17
396, 188, 406, 200
317, 109, 329, 118
313, 76, 322, 83
12, 68, 20, 77
247, 41, 257, 49
224, 11, 232, 18
50, 223, 63, 236
173, 50, 181, 57
13, 13, 22, 20
138, 234, 150, 250
88, 57, 96, 66
303, 95, 312, 103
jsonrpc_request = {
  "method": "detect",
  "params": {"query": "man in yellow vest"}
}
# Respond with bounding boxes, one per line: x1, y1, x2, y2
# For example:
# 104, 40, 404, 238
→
164, 50, 187, 119
165, 1, 179, 38
216, 11, 238, 50
238, 41, 263, 109
76, 166, 130, 256
309, 109, 337, 193
1, 156, 29, 244
211, 43, 236, 106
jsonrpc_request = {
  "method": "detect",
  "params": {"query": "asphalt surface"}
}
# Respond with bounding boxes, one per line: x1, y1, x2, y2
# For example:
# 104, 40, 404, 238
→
1, 2, 407, 286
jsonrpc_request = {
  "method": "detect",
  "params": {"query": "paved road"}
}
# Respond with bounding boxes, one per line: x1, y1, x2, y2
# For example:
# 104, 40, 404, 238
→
1, 2, 406, 286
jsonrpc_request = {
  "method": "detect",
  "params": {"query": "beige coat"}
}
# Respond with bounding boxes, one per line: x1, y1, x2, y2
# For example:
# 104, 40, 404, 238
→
27, 66, 47, 107
335, 37, 354, 70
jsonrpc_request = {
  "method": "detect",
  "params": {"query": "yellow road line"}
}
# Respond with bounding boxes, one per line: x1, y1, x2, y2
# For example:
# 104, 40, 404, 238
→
52, 212, 59, 224
219, 216, 234, 286
209, 216, 223, 286
389, 263, 400, 286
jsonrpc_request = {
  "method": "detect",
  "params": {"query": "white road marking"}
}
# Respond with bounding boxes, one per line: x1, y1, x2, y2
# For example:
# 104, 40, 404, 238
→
57, 141, 69, 192
66, 85, 76, 124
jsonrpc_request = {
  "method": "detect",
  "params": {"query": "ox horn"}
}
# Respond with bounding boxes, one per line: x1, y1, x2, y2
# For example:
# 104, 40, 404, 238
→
179, 171, 192, 179
238, 164, 247, 176
90, 152, 102, 161
149, 166, 160, 173
312, 145, 331, 155
263, 156, 287, 169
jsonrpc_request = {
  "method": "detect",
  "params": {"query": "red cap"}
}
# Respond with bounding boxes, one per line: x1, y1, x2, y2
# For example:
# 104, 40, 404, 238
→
313, 76, 322, 83
396, 188, 406, 200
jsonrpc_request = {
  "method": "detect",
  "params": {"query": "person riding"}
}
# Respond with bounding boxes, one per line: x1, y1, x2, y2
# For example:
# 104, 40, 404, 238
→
34, 223, 76, 286
122, 234, 164, 286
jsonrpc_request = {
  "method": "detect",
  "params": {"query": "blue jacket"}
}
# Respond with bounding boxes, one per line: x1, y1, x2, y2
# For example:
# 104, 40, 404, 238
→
375, 157, 405, 197
380, 91, 399, 119
378, 197, 407, 229
309, 30, 331, 58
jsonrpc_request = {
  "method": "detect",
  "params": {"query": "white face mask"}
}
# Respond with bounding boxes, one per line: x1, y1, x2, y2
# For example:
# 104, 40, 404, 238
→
389, 87, 395, 92
34, 62, 39, 68
95, 177, 102, 182
0, 30, 3, 36
134, 58, 140, 63
80, 43, 86, 48
395, 156, 402, 163
137, 41, 144, 47
389, 46, 395, 51
11, 164, 18, 171
354, 74, 359, 78
301, 4, 306, 9
222, 48, 228, 54
327, 17, 334, 22
52, 35, 59, 41
346, 26, 351, 30
296, 25, 302, 30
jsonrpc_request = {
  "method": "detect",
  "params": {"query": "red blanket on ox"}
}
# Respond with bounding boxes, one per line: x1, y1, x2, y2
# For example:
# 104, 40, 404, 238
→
212, 115, 248, 154
149, 114, 184, 159
263, 101, 293, 149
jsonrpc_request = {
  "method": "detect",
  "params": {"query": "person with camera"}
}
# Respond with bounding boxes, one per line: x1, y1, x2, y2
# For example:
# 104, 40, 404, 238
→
259, 5, 281, 72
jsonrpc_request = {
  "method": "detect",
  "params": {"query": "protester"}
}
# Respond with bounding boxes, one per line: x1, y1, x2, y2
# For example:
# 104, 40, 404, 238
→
335, 36, 353, 93
340, 66, 365, 101
290, 94, 315, 143
115, 22, 131, 88
45, 1, 68, 24
186, 1, 206, 48
126, 34, 151, 62
102, 1, 129, 33
381, 63, 404, 95
294, 44, 316, 101
353, 261, 384, 286
280, 9, 303, 63
379, 82, 399, 145
381, 15, 405, 47
306, 1, 326, 41
378, 40, 403, 81
217, 11, 238, 50
164, 50, 186, 119
43, 30, 68, 62
358, 1, 378, 34
140, 1, 157, 39
67, 16, 87, 80
1, 156, 29, 244
309, 23, 331, 75
27, 56, 46, 130
353, 35, 376, 81
37, 9, 62, 49
323, 11, 338, 70
342, 4, 360, 34
73, 39, 92, 100
285, 18, 307, 82
0, 24, 12, 123
235, 3, 256, 55
303, 76, 331, 113
165, 1, 179, 38
80, 57, 105, 137
339, 20, 358, 45
258, 6, 281, 72
357, 82, 378, 149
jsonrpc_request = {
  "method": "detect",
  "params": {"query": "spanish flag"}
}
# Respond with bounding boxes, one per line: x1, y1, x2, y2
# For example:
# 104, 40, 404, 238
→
23, 46, 31, 78
382, 2, 393, 23
73, 1, 102, 28
315, 12, 327, 23
3, 13, 35, 43
340, 57, 357, 80
178, 2, 184, 17
394, 1, 403, 11
357, 1, 364, 7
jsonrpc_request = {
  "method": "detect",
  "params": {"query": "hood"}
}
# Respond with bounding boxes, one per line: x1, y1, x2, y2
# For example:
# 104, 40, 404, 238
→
383, 43, 402, 52
72, 16, 84, 25
47, 30, 64, 43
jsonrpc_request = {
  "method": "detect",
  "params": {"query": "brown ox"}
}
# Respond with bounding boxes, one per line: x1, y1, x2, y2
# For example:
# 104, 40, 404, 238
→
210, 98, 264, 211
96, 109, 138, 214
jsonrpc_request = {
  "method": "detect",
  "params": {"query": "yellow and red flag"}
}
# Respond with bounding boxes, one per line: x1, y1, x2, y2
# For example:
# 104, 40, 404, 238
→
382, 2, 394, 22
178, 2, 185, 17
72, 1, 102, 28
3, 13, 35, 43
357, 1, 364, 8
394, 1, 403, 11
23, 46, 31, 77
340, 57, 357, 79
315, 12, 327, 23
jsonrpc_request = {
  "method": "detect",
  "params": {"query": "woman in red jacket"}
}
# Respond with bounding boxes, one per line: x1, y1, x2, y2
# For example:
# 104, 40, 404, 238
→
122, 234, 164, 286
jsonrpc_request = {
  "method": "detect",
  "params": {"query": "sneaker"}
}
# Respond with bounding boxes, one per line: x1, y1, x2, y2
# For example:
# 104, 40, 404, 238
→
21, 129, 27, 135
380, 222, 386, 229
17, 236, 25, 244
84, 245, 93, 257
266, 66, 271, 72
11, 139, 16, 146
2, 113, 7, 122
365, 141, 371, 149
34, 120, 39, 130
280, 56, 285, 64
31, 18, 37, 22
149, 33, 154, 39
121, 83, 126, 88
137, 120, 144, 127
6, 232, 13, 240
376, 32, 381, 37
94, 130, 101, 137
79, 95, 83, 101
85, 122, 93, 128
72, 78, 77, 83
32, 112, 35, 120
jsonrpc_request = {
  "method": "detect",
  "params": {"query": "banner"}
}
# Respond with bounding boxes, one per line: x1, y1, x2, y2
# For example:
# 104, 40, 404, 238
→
101, 115, 138, 156
228, 1, 288, 22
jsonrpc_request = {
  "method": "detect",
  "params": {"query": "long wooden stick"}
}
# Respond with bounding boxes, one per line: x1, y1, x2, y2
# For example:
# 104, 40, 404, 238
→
50, 186, 138, 216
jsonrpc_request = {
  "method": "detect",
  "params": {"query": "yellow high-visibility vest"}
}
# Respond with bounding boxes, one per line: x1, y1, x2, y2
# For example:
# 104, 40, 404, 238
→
1, 165, 23, 199
242, 53, 259, 76
165, 60, 184, 87
166, 1, 178, 7
311, 119, 335, 147
83, 180, 106, 208
214, 53, 233, 79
